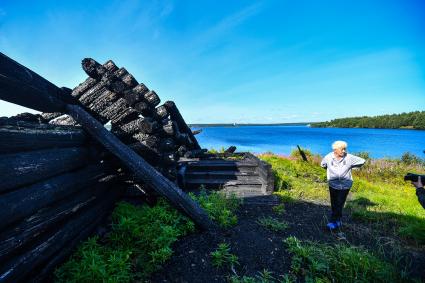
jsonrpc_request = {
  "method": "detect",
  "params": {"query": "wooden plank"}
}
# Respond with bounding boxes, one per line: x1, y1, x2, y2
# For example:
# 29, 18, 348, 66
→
164, 101, 201, 150
0, 126, 87, 153
66, 104, 217, 231
0, 147, 90, 193
0, 192, 118, 283
0, 164, 107, 230
0, 178, 117, 263
0, 53, 73, 113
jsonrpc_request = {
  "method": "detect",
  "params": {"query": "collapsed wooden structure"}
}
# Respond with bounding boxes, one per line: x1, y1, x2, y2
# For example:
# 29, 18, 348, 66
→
0, 53, 274, 282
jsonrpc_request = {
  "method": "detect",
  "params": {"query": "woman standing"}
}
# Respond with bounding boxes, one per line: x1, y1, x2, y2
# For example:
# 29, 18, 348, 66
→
321, 141, 365, 230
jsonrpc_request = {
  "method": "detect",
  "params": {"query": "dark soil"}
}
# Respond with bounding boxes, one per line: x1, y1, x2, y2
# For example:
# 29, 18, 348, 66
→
150, 196, 425, 283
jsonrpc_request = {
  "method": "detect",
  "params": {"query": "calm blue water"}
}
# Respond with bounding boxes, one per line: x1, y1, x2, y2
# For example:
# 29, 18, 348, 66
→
194, 126, 425, 158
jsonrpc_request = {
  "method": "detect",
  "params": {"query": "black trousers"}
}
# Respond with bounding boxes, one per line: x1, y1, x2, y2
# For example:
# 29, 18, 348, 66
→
329, 187, 350, 222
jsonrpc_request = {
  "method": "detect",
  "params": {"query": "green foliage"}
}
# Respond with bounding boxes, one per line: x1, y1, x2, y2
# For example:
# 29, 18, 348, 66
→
189, 189, 240, 228
284, 236, 405, 283
55, 199, 195, 282
230, 271, 296, 283
311, 111, 425, 130
257, 216, 288, 232
272, 203, 285, 215
55, 237, 133, 283
210, 243, 239, 268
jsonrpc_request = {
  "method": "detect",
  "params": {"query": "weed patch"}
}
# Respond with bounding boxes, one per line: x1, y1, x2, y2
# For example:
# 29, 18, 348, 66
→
189, 189, 240, 228
257, 216, 288, 232
55, 199, 195, 282
284, 236, 406, 282
210, 243, 239, 269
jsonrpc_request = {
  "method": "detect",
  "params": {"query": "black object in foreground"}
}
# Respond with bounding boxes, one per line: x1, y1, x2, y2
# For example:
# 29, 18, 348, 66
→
404, 173, 425, 183
0, 52, 217, 232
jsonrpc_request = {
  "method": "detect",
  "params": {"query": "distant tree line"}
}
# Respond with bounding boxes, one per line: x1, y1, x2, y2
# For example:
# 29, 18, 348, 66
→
312, 111, 425, 130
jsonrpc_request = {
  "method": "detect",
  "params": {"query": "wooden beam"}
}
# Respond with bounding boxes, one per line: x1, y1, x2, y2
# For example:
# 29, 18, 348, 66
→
0, 126, 87, 154
0, 147, 90, 193
0, 164, 107, 230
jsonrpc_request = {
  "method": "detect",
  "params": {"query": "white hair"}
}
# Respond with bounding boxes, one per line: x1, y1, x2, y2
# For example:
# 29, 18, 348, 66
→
332, 140, 347, 150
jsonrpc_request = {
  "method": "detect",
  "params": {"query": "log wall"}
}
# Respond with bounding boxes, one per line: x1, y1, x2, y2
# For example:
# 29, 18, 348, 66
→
0, 118, 124, 283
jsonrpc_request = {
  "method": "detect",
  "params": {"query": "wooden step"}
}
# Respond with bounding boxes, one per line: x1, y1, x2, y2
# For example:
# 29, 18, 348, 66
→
185, 161, 258, 172
185, 170, 259, 180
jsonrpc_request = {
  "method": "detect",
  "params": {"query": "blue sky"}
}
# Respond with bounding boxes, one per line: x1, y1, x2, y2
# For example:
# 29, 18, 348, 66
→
1, 0, 424, 123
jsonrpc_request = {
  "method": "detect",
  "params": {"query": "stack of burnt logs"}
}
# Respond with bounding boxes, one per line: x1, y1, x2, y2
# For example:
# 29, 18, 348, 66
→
42, 58, 203, 182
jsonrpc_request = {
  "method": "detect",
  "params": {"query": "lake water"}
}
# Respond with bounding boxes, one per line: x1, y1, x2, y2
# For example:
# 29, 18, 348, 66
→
194, 126, 425, 158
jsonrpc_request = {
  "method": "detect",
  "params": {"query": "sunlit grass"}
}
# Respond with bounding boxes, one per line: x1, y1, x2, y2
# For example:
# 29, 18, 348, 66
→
259, 152, 425, 243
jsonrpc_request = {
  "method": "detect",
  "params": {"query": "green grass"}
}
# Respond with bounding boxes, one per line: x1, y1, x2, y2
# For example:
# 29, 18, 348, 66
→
259, 153, 425, 243
189, 188, 241, 228
256, 216, 288, 232
284, 236, 409, 283
54, 199, 195, 282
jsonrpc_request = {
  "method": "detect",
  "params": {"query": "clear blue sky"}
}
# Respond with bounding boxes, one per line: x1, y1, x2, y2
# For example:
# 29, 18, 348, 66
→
1, 0, 424, 123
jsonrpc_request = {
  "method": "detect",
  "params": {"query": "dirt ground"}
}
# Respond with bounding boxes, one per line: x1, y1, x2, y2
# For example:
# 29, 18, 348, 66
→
150, 195, 425, 283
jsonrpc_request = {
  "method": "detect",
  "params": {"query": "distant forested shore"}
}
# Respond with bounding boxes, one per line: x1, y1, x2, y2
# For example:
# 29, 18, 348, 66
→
311, 111, 425, 130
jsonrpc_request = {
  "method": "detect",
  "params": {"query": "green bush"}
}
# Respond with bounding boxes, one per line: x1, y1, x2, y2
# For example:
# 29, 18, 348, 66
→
55, 199, 195, 282
189, 189, 240, 228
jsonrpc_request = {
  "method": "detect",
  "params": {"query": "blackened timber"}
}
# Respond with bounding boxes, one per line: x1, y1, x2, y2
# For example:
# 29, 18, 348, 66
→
0, 164, 107, 230
0, 53, 75, 113
0, 193, 117, 283
0, 180, 115, 263
81, 58, 107, 80
124, 84, 149, 106
164, 101, 201, 150
66, 104, 217, 232
0, 126, 86, 154
40, 112, 62, 122
0, 147, 90, 193
87, 90, 119, 114
144, 90, 160, 107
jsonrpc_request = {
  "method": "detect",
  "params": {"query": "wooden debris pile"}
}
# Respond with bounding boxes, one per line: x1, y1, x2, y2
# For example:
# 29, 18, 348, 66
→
42, 58, 202, 181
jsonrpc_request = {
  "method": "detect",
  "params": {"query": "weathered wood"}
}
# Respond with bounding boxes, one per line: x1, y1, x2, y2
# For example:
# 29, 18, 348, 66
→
155, 105, 169, 119
66, 104, 217, 231
87, 89, 119, 114
0, 147, 90, 193
99, 98, 128, 121
0, 178, 117, 263
110, 108, 139, 126
224, 146, 237, 155
134, 101, 154, 116
48, 115, 78, 126
144, 90, 160, 107
133, 132, 160, 150
124, 84, 149, 106
0, 192, 117, 283
0, 53, 75, 113
164, 101, 201, 150
0, 126, 87, 154
184, 148, 208, 158
0, 164, 107, 230
40, 112, 62, 122
138, 117, 160, 134
71, 77, 98, 99
82, 58, 107, 80
297, 145, 308, 162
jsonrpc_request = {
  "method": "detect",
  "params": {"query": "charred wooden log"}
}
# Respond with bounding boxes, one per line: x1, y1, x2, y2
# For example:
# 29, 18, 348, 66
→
144, 90, 160, 107
163, 101, 201, 150
224, 146, 237, 155
123, 84, 149, 106
192, 129, 202, 135
0, 191, 118, 283
0, 125, 86, 154
0, 147, 90, 193
0, 178, 116, 263
0, 164, 108, 230
184, 148, 208, 158
81, 58, 107, 80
